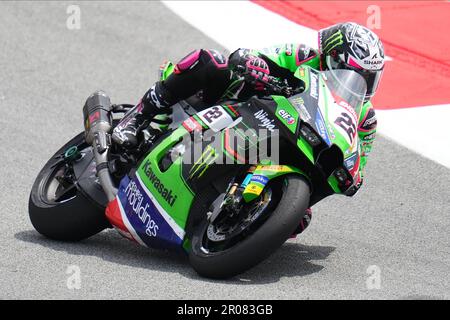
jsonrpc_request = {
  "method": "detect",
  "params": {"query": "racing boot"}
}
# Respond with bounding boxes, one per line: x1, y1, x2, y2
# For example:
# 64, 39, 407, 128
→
112, 82, 174, 148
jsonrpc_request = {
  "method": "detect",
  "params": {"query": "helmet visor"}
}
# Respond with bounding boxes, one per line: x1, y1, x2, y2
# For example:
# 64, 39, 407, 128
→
326, 55, 383, 100
359, 69, 383, 99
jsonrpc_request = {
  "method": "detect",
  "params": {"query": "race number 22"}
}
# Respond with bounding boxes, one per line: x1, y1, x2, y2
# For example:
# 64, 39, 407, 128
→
335, 112, 356, 143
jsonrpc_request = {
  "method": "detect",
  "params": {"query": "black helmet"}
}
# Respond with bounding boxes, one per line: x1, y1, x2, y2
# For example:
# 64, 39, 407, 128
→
319, 22, 385, 101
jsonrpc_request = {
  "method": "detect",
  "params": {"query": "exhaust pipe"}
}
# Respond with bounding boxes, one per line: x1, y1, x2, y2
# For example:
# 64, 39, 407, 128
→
83, 91, 118, 201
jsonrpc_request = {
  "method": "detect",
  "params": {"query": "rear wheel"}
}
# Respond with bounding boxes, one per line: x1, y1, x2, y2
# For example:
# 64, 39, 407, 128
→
189, 174, 310, 279
29, 133, 110, 241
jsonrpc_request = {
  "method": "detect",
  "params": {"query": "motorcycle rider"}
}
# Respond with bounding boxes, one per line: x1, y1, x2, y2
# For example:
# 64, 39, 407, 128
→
112, 22, 384, 235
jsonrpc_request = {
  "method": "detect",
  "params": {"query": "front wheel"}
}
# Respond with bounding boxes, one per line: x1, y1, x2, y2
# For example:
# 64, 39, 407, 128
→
189, 175, 310, 279
29, 133, 110, 241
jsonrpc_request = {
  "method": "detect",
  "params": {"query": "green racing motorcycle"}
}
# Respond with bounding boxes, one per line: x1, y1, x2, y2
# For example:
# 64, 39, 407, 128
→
29, 65, 366, 279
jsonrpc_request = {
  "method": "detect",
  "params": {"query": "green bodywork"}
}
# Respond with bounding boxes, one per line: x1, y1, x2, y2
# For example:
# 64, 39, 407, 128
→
160, 61, 175, 81
240, 66, 357, 202
138, 54, 367, 250
136, 128, 194, 231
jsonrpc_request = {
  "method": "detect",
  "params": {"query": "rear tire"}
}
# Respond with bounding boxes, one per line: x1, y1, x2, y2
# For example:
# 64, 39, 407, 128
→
29, 133, 110, 241
189, 174, 310, 279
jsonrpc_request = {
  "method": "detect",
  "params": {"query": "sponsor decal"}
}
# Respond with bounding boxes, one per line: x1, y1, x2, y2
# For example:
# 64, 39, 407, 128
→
142, 160, 177, 207
297, 44, 311, 62
331, 97, 358, 145
123, 179, 159, 237
278, 109, 296, 125
344, 152, 358, 170
338, 99, 358, 121
182, 117, 202, 133
362, 142, 372, 156
88, 111, 100, 124
250, 174, 269, 185
188, 145, 217, 180
363, 60, 383, 66
201, 106, 223, 123
245, 183, 263, 196
254, 109, 276, 132
363, 116, 377, 128
315, 110, 331, 145
363, 132, 376, 141
285, 44, 293, 56
115, 174, 185, 250
361, 109, 377, 131
241, 173, 253, 188
149, 86, 163, 107
309, 71, 319, 99
326, 123, 336, 140
301, 45, 311, 58
322, 30, 343, 54
298, 68, 305, 78
259, 165, 292, 172
198, 106, 233, 132
364, 116, 377, 127
290, 97, 311, 122
338, 99, 351, 109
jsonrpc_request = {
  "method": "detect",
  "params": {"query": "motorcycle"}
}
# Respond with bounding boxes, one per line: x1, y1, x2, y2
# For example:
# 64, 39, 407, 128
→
29, 64, 366, 279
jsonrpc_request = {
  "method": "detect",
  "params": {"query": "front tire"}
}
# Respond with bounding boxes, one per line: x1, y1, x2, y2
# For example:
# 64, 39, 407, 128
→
29, 133, 110, 241
189, 174, 310, 279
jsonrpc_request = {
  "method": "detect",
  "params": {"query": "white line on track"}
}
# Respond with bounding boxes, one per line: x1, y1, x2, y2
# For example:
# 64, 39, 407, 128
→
162, 0, 449, 168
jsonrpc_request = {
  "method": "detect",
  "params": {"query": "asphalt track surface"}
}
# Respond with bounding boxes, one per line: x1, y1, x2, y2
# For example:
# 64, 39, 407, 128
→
0, 2, 449, 300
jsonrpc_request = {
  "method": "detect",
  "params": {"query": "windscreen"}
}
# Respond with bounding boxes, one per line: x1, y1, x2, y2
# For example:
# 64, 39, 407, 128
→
321, 69, 367, 119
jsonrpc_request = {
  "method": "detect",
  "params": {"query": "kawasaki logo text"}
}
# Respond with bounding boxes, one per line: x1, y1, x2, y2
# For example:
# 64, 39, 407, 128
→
142, 160, 177, 207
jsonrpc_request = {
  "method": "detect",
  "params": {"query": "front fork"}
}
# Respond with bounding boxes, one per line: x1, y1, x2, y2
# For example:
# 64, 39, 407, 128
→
207, 166, 256, 223
208, 164, 308, 223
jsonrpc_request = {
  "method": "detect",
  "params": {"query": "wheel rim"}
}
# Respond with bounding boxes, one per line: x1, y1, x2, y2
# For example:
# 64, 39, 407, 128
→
200, 188, 274, 254
43, 164, 78, 204
40, 143, 89, 205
